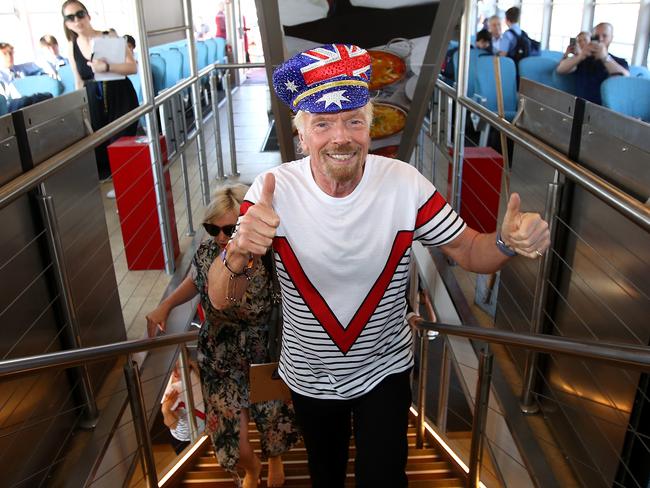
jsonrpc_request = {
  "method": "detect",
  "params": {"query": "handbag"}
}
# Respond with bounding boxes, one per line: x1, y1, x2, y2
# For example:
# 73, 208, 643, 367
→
249, 252, 291, 403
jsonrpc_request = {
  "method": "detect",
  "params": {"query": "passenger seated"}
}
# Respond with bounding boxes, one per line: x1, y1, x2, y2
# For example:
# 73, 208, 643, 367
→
562, 31, 590, 60
0, 42, 43, 84
0, 42, 53, 113
440, 29, 492, 83
556, 22, 629, 105
475, 29, 493, 54
38, 35, 68, 78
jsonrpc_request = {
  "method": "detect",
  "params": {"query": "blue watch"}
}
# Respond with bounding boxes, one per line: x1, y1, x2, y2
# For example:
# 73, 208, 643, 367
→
496, 232, 517, 257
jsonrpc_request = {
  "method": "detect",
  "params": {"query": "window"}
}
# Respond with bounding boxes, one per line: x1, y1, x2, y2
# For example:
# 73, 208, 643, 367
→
520, 0, 545, 43
593, 0, 641, 62
548, 0, 584, 52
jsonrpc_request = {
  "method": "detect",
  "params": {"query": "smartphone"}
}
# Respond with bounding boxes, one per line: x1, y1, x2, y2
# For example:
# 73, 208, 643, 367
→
569, 37, 576, 47
591, 34, 600, 43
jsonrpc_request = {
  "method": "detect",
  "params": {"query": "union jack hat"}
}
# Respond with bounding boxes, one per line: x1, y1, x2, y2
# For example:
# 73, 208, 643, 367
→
273, 43, 371, 113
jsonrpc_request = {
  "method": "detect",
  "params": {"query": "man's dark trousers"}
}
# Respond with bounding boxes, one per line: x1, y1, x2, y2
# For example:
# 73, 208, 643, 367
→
291, 369, 412, 488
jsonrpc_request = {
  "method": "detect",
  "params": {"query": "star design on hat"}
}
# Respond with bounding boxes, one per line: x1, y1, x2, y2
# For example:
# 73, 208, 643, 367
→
315, 90, 350, 109
285, 80, 298, 92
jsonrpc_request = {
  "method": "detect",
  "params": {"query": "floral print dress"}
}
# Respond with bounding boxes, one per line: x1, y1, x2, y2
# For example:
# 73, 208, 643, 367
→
191, 240, 300, 478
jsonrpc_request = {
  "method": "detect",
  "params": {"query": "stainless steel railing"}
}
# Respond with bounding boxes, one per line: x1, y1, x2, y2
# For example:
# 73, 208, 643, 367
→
435, 79, 650, 232
411, 319, 650, 488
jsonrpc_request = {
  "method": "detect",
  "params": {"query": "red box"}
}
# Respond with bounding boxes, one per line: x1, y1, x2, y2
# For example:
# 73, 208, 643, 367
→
448, 147, 504, 233
108, 136, 180, 270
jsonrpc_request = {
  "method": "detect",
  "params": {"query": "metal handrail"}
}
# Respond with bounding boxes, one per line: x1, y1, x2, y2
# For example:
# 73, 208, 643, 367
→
0, 59, 266, 211
434, 78, 650, 232
0, 331, 198, 380
2, 320, 649, 380
197, 61, 265, 78
0, 103, 150, 210
417, 321, 650, 371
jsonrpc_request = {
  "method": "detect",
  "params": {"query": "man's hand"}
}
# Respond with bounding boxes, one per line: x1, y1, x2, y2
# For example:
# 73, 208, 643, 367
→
592, 41, 608, 61
501, 193, 550, 259
232, 173, 280, 256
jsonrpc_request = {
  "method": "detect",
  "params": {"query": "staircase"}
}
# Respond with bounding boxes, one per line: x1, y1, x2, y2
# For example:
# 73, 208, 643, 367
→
176, 421, 466, 487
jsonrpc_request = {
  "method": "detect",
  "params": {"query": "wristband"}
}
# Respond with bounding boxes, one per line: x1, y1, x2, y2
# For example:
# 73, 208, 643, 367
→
220, 243, 253, 277
496, 232, 517, 257
105, 62, 110, 72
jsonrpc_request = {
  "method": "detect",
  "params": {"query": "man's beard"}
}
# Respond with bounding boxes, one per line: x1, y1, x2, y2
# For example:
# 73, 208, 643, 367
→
320, 144, 365, 183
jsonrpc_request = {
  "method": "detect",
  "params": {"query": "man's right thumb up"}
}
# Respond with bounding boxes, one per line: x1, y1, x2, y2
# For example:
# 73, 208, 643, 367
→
258, 173, 275, 208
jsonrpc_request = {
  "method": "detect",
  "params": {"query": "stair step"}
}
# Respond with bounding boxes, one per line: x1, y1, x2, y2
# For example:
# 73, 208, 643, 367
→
178, 419, 465, 487
193, 452, 446, 471
182, 474, 465, 487
184, 460, 454, 480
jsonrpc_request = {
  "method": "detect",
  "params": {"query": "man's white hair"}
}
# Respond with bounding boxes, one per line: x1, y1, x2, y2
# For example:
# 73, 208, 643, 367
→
293, 102, 374, 154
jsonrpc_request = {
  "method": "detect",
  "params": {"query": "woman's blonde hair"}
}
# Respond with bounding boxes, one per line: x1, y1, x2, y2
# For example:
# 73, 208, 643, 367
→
203, 184, 249, 223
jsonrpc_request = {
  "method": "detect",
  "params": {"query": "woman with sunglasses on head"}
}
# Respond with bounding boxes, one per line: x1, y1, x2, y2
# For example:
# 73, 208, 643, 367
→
61, 1, 139, 185
146, 184, 299, 488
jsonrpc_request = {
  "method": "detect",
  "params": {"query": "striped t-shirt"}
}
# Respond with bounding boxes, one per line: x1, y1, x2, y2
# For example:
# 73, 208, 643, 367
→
242, 155, 465, 399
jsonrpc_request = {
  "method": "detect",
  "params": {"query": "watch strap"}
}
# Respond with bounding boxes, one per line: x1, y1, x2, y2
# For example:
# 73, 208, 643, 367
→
496, 232, 517, 257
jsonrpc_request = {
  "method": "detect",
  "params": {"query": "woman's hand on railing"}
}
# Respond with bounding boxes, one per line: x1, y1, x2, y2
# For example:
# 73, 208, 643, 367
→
146, 305, 170, 337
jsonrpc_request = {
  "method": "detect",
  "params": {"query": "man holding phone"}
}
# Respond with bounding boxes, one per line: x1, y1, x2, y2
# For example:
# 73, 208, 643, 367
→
556, 22, 629, 105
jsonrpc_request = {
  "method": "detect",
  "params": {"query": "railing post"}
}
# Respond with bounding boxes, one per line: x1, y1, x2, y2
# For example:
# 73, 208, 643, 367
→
437, 336, 451, 433
520, 177, 563, 413
223, 72, 239, 176
209, 70, 226, 181
182, 0, 211, 206
38, 191, 99, 428
124, 357, 158, 488
467, 349, 494, 488
416, 328, 429, 448
450, 0, 473, 212
179, 151, 195, 236
134, 0, 176, 275
178, 345, 199, 441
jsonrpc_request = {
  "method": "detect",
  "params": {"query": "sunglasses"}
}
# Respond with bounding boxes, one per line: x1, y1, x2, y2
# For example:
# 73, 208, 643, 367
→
63, 10, 87, 22
203, 223, 236, 237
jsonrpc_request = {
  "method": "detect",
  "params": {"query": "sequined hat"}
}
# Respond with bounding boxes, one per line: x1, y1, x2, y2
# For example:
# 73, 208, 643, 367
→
272, 43, 371, 113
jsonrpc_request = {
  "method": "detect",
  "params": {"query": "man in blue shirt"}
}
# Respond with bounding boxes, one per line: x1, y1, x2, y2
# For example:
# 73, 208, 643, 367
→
500, 7, 522, 57
488, 15, 504, 55
556, 22, 629, 105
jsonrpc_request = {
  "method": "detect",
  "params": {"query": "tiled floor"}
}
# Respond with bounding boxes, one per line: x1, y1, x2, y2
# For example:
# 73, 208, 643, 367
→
101, 79, 281, 340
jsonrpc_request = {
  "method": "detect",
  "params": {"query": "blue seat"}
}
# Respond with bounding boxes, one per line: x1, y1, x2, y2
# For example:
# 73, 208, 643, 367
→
551, 71, 575, 95
452, 49, 480, 98
601, 77, 650, 122
58, 63, 76, 93
157, 49, 183, 88
12, 75, 63, 97
0, 94, 7, 115
149, 54, 166, 94
474, 55, 518, 121
630, 66, 650, 79
171, 46, 191, 78
196, 41, 209, 70
519, 56, 558, 89
540, 50, 564, 62
204, 38, 217, 65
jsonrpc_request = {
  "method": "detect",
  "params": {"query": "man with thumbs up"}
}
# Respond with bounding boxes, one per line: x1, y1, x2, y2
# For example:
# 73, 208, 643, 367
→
208, 44, 549, 488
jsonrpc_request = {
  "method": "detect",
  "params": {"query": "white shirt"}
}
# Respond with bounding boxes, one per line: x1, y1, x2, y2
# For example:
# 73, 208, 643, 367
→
242, 155, 465, 399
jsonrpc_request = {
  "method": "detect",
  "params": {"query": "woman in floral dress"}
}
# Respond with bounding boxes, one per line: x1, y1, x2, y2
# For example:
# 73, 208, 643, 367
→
146, 185, 300, 487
